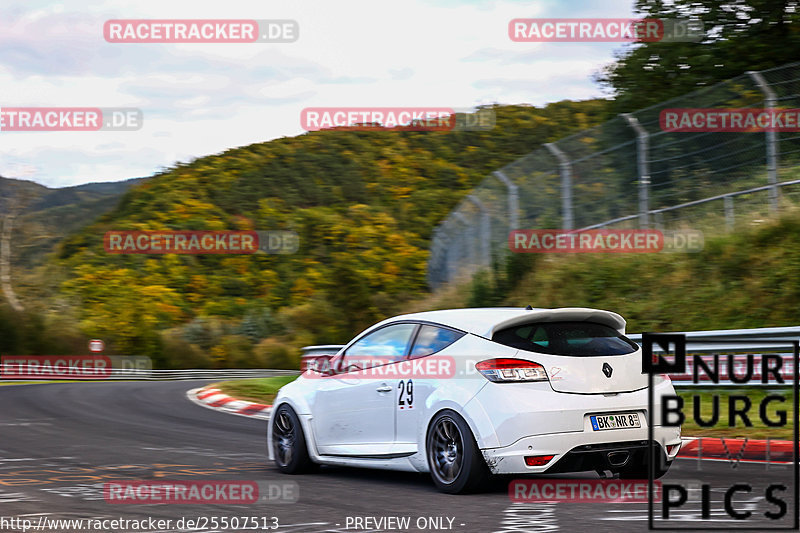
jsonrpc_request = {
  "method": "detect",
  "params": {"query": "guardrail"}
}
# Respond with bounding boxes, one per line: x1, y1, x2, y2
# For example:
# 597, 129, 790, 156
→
628, 327, 796, 386
629, 325, 800, 344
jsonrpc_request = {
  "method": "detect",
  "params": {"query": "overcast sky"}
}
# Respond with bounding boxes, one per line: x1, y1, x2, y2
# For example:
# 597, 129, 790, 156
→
0, 0, 636, 188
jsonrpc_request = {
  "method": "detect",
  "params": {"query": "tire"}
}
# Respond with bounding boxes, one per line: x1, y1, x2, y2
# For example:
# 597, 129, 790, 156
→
271, 404, 317, 474
426, 410, 488, 494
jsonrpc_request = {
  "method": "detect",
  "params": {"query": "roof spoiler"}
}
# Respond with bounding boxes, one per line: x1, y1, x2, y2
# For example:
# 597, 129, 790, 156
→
489, 307, 627, 337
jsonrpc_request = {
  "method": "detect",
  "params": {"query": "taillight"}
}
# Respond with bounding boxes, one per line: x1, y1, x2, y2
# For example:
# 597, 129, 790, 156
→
524, 455, 554, 467
475, 358, 549, 382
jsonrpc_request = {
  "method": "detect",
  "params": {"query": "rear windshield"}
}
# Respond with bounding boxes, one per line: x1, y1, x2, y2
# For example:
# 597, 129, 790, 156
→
492, 321, 639, 356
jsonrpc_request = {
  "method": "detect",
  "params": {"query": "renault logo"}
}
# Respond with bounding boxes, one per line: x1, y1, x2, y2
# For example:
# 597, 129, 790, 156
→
602, 362, 613, 378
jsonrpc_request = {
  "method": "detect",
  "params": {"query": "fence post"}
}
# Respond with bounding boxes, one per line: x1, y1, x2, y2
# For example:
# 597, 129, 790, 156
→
467, 195, 491, 268
0, 215, 23, 312
453, 211, 475, 270
427, 226, 445, 289
440, 217, 456, 283
544, 142, 573, 229
492, 170, 519, 232
621, 113, 650, 229
724, 195, 734, 231
748, 70, 779, 214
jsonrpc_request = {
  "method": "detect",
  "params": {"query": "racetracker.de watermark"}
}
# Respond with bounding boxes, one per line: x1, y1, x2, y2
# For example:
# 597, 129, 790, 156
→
104, 230, 298, 254
300, 107, 495, 132
104, 19, 298, 43
509, 18, 703, 43
661, 108, 800, 132
508, 229, 703, 253
103, 480, 298, 504
0, 356, 151, 379
510, 479, 662, 503
0, 108, 142, 131
305, 355, 456, 379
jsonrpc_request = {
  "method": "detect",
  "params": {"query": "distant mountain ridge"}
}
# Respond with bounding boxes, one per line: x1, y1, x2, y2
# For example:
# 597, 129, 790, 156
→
1, 176, 147, 210
0, 176, 147, 267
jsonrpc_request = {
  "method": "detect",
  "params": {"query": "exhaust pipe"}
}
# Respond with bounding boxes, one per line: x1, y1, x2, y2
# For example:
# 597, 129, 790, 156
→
607, 451, 630, 467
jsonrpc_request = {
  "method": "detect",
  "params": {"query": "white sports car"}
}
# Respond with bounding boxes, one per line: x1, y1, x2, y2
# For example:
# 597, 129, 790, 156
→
268, 307, 681, 493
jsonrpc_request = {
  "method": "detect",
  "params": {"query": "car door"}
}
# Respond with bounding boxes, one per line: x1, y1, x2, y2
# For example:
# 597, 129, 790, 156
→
394, 324, 465, 451
311, 322, 418, 456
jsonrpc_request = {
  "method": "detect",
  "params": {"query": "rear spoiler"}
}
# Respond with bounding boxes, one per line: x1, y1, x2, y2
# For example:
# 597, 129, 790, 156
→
486, 307, 627, 337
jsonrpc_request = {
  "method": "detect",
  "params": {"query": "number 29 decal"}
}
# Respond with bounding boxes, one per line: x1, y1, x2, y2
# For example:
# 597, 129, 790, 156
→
398, 379, 414, 409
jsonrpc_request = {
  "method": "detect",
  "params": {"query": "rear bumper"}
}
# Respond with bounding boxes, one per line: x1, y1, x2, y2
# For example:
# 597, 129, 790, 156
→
544, 439, 669, 474
480, 426, 681, 475
467, 379, 678, 445
471, 378, 682, 475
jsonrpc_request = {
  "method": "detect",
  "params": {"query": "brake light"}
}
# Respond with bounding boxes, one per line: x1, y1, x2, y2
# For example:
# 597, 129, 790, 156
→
524, 455, 554, 466
475, 358, 549, 382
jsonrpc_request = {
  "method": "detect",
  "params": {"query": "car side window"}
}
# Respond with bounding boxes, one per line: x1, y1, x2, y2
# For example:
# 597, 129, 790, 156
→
340, 323, 417, 371
409, 325, 464, 358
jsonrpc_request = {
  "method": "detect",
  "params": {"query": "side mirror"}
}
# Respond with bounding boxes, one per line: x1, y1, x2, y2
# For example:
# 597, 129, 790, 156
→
305, 355, 335, 375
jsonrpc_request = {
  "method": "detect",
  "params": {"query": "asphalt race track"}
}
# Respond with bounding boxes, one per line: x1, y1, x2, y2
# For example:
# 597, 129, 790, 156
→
0, 381, 795, 533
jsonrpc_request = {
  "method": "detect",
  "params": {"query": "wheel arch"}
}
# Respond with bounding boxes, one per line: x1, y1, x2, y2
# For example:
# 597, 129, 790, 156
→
423, 393, 501, 451
267, 399, 316, 463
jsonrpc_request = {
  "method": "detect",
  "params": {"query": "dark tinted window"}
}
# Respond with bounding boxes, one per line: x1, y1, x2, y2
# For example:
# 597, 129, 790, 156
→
492, 321, 638, 356
409, 325, 464, 358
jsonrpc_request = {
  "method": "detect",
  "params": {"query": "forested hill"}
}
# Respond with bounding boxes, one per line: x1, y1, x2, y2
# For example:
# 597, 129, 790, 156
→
46, 102, 609, 366
1, 176, 146, 268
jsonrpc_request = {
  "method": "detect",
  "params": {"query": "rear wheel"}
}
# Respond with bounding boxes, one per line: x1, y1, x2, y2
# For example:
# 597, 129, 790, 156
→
426, 410, 488, 493
271, 404, 316, 474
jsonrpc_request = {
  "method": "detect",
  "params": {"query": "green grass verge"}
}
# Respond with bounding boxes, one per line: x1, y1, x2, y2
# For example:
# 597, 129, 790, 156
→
213, 376, 298, 404
677, 387, 794, 440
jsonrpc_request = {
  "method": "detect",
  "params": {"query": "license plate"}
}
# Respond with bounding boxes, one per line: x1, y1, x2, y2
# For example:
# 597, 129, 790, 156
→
590, 413, 641, 431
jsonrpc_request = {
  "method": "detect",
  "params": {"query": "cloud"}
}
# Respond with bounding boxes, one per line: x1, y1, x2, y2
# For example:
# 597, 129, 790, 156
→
0, 0, 625, 187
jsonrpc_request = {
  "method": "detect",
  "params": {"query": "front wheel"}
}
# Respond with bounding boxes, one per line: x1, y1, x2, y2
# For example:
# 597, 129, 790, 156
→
271, 404, 316, 474
426, 410, 488, 493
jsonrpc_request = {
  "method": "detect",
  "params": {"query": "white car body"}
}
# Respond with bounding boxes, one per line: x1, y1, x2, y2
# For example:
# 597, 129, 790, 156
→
268, 307, 681, 487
